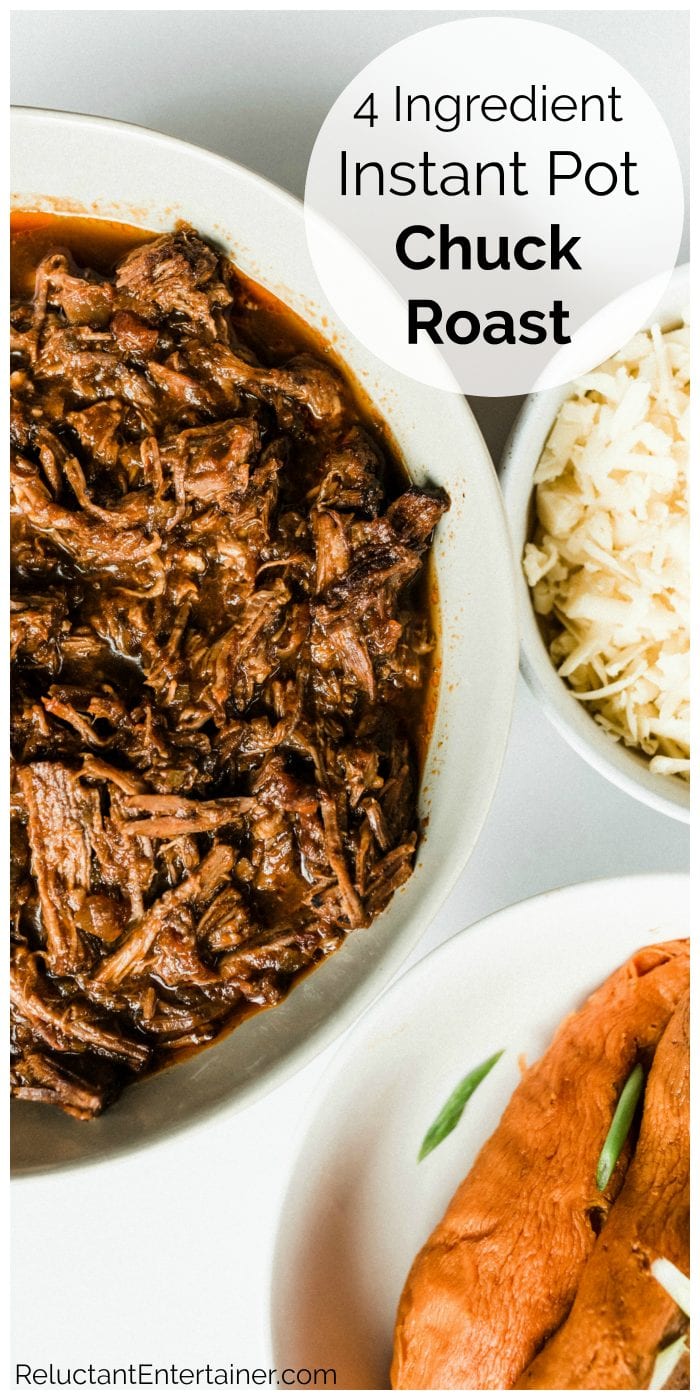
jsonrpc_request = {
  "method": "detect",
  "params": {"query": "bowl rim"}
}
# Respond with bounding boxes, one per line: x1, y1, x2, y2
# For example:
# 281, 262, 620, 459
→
500, 263, 690, 824
11, 102, 313, 228
11, 105, 519, 1174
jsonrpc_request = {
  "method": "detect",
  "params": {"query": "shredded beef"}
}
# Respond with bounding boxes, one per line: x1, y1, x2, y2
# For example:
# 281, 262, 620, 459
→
10, 222, 449, 1118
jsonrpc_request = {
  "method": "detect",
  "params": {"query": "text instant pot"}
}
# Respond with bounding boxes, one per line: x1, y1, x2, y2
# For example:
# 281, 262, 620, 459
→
304, 17, 683, 394
338, 83, 637, 348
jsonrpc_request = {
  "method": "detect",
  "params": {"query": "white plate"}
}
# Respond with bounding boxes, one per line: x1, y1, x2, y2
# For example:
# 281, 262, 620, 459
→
11, 108, 517, 1174
270, 872, 689, 1389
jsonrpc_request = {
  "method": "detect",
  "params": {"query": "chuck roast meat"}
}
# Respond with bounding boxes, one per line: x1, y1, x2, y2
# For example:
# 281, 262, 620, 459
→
10, 224, 448, 1118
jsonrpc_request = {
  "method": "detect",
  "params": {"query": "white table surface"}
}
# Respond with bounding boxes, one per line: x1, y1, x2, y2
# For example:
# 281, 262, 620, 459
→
11, 8, 689, 1380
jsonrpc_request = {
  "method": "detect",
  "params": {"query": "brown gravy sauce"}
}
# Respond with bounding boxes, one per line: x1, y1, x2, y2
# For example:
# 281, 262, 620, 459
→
10, 211, 443, 1078
11, 210, 441, 764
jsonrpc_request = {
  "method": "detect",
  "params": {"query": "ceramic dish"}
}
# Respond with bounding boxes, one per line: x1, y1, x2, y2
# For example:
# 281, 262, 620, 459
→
11, 107, 518, 1173
501, 266, 689, 823
270, 871, 689, 1389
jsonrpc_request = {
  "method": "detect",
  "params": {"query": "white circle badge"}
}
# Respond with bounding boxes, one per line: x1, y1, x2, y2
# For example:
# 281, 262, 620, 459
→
305, 18, 684, 396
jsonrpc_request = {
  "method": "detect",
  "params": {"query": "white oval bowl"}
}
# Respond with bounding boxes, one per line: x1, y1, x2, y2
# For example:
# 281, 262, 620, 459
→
501, 265, 689, 823
11, 108, 518, 1173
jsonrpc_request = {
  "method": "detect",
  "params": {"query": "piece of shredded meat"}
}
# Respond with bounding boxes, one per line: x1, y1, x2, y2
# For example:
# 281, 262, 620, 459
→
10, 223, 449, 1118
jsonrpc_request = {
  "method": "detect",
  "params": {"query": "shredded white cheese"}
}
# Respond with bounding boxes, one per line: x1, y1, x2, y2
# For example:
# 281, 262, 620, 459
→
523, 320, 690, 780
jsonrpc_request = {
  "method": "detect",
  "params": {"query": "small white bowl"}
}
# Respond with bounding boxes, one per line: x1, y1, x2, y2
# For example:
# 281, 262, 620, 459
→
501, 265, 689, 823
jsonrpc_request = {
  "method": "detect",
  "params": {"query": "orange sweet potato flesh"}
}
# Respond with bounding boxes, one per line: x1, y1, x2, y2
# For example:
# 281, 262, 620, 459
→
519, 992, 689, 1390
391, 939, 689, 1390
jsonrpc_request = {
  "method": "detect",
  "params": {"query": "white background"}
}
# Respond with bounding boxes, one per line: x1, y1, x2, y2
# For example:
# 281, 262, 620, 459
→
11, 8, 690, 1382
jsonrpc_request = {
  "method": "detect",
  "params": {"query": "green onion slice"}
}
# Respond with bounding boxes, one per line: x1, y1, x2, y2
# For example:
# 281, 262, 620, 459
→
418, 1050, 504, 1162
596, 1063, 645, 1191
648, 1333, 688, 1390
651, 1257, 690, 1316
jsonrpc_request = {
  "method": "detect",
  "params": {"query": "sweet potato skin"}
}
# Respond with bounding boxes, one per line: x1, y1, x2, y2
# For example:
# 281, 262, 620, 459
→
391, 940, 690, 1390
519, 993, 689, 1390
